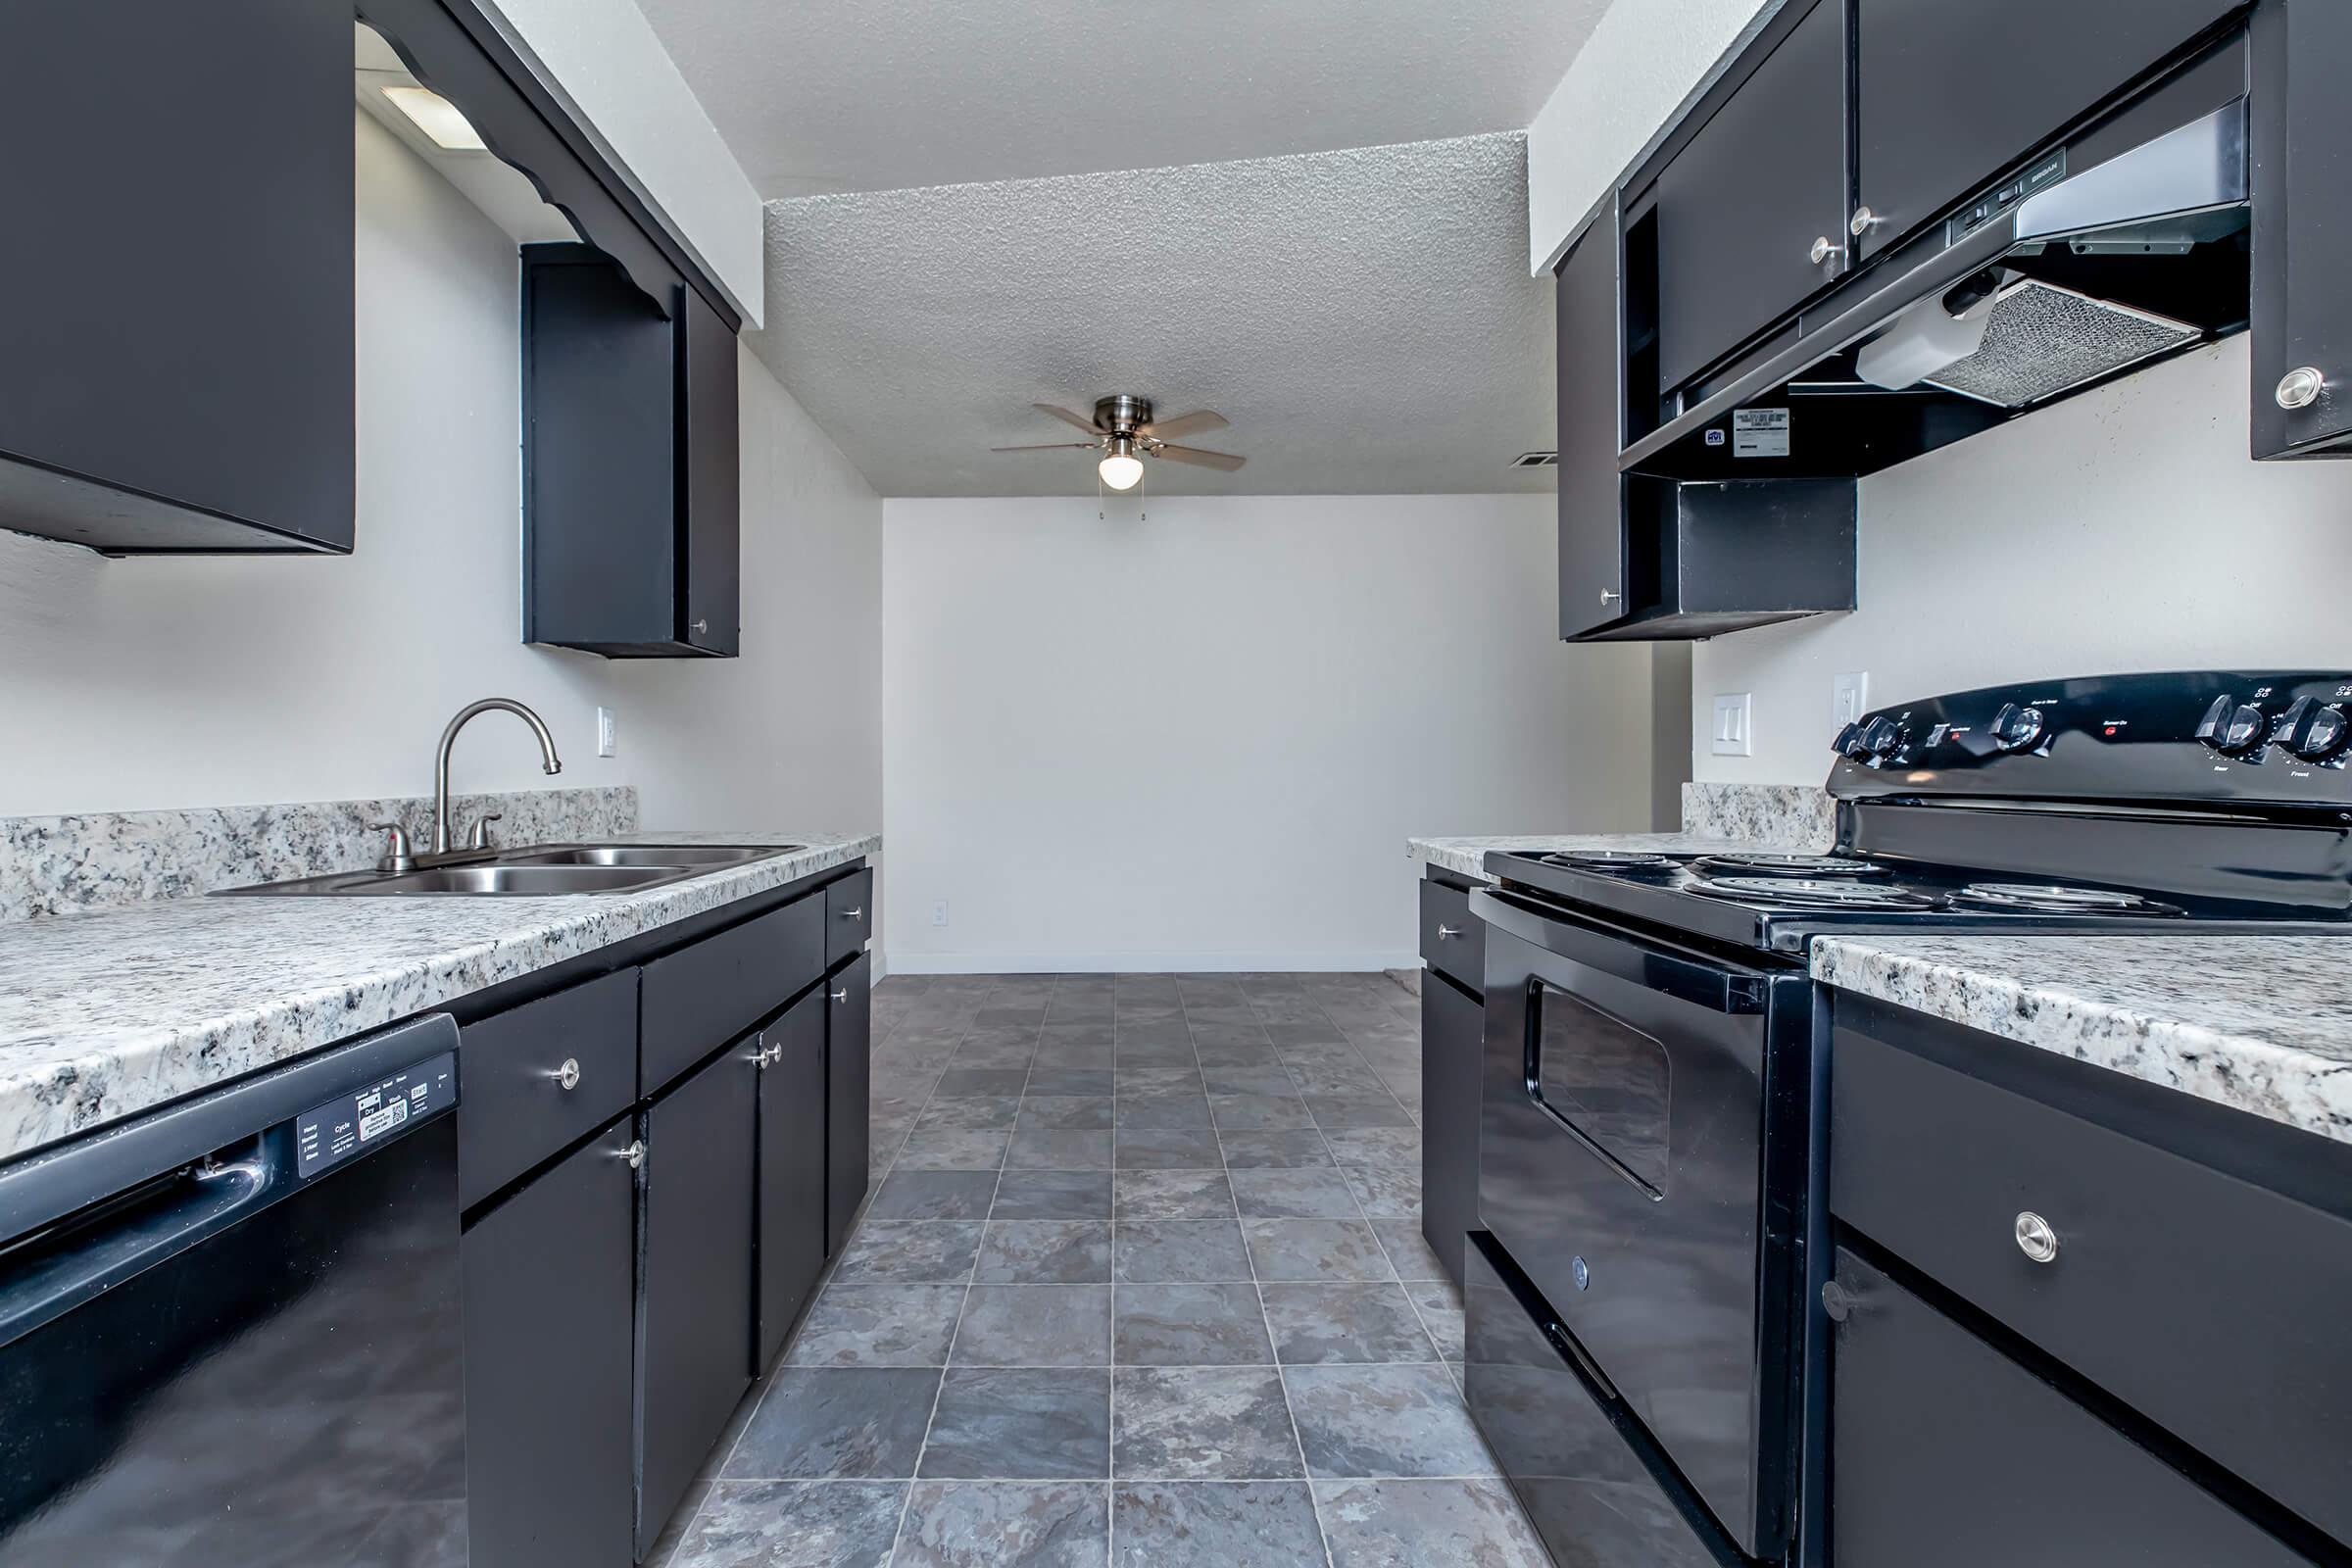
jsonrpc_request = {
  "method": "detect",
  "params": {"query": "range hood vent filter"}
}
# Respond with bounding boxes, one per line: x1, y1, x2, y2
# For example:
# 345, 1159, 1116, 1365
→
1924, 279, 2199, 409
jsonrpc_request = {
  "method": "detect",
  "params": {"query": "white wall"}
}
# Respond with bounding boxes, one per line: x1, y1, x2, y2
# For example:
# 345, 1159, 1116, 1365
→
1690, 337, 2352, 782
1526, 0, 1776, 271
0, 111, 879, 847
882, 494, 1658, 972
488, 0, 765, 324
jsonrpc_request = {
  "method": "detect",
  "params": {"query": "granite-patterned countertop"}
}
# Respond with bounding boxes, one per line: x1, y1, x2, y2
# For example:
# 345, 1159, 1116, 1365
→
0, 830, 877, 1161
1813, 933, 2352, 1147
1407, 832, 1835, 881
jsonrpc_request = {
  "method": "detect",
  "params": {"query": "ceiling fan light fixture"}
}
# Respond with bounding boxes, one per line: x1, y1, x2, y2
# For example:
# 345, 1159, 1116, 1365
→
1099, 438, 1145, 491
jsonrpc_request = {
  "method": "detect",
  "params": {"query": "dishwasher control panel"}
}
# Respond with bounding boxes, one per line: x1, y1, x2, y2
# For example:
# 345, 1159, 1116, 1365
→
295, 1052, 458, 1179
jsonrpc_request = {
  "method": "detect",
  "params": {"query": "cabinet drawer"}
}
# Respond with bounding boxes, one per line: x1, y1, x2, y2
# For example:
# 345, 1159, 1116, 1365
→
1418, 877, 1485, 994
825, 867, 873, 967
1829, 1247, 2312, 1567
1832, 1016, 2352, 1544
458, 967, 639, 1208
641, 896, 824, 1096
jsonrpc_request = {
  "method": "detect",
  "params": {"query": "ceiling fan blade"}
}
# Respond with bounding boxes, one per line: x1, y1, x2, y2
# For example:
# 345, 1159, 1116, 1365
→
1151, 444, 1246, 471
991, 441, 1101, 452
1136, 409, 1227, 442
1032, 403, 1104, 434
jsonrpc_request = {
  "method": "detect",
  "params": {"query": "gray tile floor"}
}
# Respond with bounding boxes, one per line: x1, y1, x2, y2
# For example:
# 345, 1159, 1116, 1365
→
650, 971, 1548, 1567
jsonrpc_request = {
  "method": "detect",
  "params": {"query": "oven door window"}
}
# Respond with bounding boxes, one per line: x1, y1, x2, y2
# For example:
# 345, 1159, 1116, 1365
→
1527, 981, 1672, 1197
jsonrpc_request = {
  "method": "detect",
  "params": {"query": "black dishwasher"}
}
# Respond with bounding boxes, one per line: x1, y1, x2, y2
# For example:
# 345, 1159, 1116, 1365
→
0, 1014, 466, 1566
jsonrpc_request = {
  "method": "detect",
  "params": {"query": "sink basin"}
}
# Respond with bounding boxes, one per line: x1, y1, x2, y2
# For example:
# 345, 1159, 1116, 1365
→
501, 844, 800, 869
215, 842, 802, 898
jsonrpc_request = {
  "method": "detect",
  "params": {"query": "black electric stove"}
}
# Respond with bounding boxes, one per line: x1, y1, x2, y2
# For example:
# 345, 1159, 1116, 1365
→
1486, 669, 2352, 955
1462, 671, 2352, 1568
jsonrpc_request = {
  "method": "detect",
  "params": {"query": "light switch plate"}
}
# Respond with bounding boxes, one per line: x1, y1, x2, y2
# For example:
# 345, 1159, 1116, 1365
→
1833, 672, 1870, 730
596, 707, 616, 758
1711, 693, 1753, 757
931, 900, 950, 927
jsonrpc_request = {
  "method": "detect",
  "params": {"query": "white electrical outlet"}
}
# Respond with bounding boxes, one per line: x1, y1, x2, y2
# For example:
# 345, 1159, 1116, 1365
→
1711, 693, 1753, 757
1833, 672, 1870, 730
595, 707, 617, 758
931, 900, 950, 927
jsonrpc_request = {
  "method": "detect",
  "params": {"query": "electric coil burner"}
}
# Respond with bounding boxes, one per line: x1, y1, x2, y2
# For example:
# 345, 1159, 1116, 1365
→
1464, 671, 2352, 1568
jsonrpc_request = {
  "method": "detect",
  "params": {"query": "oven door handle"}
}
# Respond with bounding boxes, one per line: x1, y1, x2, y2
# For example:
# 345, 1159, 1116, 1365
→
1469, 887, 1768, 1016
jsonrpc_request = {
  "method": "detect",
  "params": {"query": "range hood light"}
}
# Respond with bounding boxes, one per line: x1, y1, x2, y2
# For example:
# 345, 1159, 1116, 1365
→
1099, 438, 1144, 491
381, 85, 486, 152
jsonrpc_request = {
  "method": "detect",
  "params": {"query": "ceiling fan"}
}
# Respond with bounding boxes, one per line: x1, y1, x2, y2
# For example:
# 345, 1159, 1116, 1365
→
992, 395, 1246, 490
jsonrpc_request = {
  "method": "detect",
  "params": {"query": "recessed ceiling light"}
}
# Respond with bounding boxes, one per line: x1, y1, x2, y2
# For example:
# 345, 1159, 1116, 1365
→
381, 85, 486, 152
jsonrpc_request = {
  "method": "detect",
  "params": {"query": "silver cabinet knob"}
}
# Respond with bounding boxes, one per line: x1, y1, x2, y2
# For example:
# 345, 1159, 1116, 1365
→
755, 1042, 782, 1068
690, 617, 710, 635
1848, 205, 1884, 237
1809, 235, 1843, 266
621, 1139, 646, 1170
553, 1056, 580, 1092
831, 988, 850, 1004
2014, 1210, 2059, 1263
1599, 588, 1623, 607
2277, 367, 2327, 410
1437, 925, 1463, 940
841, 906, 864, 920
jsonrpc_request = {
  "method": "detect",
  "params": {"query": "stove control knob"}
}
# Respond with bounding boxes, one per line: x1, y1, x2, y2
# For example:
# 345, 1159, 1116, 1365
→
1831, 721, 1863, 759
2278, 697, 2352, 762
1989, 703, 2046, 753
2194, 695, 2269, 757
1858, 717, 1904, 762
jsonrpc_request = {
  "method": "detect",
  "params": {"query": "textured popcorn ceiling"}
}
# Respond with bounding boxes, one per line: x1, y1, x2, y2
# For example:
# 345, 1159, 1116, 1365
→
749, 132, 1555, 497
636, 0, 1609, 199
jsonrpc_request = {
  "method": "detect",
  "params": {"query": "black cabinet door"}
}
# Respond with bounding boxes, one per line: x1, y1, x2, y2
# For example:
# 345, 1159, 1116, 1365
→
1652, 0, 1848, 393
756, 988, 829, 1371
636, 1038, 758, 1557
2252, 1, 2352, 459
1419, 971, 1482, 1291
1555, 203, 1629, 639
680, 286, 741, 656
1854, 0, 2236, 261
825, 954, 874, 1256
0, 0, 352, 554
464, 1116, 638, 1568
521, 246, 741, 658
1828, 1248, 2313, 1568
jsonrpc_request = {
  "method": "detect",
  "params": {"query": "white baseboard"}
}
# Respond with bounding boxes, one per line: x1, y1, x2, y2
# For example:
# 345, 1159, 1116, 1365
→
885, 949, 1421, 976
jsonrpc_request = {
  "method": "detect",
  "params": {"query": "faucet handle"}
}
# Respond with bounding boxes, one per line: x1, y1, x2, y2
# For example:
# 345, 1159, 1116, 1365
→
466, 812, 505, 852
369, 821, 416, 874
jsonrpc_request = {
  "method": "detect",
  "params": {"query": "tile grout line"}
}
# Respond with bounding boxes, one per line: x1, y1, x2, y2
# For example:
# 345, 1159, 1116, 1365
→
884, 976, 1013, 1562
1208, 980, 1342, 1568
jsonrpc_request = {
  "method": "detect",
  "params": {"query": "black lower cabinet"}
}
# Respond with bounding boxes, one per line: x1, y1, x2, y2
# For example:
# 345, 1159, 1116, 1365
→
757, 986, 829, 1371
1827, 1247, 2314, 1567
636, 1037, 759, 1558
1419, 972, 1482, 1290
463, 1115, 639, 1568
825, 953, 873, 1255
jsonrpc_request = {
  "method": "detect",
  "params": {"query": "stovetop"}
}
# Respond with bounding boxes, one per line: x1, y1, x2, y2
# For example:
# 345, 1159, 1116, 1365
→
1484, 845, 2348, 956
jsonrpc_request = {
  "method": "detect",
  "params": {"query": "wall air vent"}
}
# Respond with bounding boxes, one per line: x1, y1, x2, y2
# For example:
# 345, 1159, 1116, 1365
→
1511, 451, 1559, 467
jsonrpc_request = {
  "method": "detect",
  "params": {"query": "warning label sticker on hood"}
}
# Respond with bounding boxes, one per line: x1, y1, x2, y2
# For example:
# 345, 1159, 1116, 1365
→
1733, 409, 1789, 458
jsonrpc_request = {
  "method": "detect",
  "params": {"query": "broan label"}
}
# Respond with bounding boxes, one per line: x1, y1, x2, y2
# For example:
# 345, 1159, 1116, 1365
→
1733, 408, 1790, 459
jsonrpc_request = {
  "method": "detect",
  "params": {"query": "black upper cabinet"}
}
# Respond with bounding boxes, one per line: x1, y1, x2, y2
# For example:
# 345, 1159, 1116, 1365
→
1652, 0, 1849, 394
1556, 205, 1630, 640
522, 247, 741, 658
0, 0, 352, 555
1853, 0, 2239, 262
2251, 0, 2352, 459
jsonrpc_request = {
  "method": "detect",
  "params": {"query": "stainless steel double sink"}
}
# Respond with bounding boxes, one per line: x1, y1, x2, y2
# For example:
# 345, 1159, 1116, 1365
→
217, 843, 803, 898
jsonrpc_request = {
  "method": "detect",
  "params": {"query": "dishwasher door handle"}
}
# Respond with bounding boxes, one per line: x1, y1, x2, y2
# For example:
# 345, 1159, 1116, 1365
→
0, 1143, 280, 1348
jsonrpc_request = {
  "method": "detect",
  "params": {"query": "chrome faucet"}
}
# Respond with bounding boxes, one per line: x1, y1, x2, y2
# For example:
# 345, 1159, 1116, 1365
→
432, 699, 563, 857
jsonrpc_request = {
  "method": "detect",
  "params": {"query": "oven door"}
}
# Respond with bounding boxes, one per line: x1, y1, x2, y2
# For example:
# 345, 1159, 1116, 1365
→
1471, 887, 1805, 1562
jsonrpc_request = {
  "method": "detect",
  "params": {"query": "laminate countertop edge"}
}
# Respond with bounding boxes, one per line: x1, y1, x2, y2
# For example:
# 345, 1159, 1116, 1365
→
0, 831, 879, 1162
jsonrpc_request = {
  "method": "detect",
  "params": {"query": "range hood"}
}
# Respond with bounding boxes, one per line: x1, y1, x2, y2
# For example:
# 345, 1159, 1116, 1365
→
1624, 62, 2254, 480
